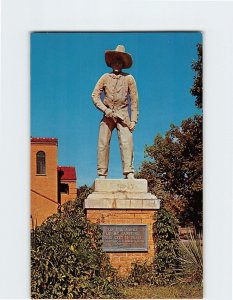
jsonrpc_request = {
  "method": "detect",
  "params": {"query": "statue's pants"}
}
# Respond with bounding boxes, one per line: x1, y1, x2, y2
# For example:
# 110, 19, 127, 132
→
97, 116, 134, 176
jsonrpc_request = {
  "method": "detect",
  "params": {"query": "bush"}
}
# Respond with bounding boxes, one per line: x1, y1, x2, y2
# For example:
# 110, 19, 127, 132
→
127, 211, 203, 289
127, 208, 180, 287
127, 260, 156, 286
174, 231, 203, 285
154, 208, 180, 285
31, 187, 121, 299
76, 185, 93, 208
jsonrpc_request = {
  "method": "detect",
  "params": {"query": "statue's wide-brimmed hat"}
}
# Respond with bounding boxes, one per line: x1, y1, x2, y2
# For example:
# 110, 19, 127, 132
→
105, 45, 133, 69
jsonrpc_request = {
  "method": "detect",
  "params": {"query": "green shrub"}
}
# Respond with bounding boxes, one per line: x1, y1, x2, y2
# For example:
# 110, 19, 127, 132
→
127, 208, 180, 287
127, 260, 156, 286
31, 187, 121, 299
174, 231, 203, 285
76, 185, 93, 208
154, 211, 203, 286
154, 208, 180, 285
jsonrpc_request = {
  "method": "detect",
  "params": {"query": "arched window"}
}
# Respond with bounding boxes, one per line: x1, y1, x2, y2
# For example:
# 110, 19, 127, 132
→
36, 151, 46, 175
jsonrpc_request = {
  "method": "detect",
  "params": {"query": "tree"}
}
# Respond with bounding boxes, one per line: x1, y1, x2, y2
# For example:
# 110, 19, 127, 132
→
190, 43, 203, 109
136, 43, 203, 231
137, 115, 202, 230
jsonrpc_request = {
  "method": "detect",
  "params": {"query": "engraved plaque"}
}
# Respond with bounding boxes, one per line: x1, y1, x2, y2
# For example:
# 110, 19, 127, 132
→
100, 224, 148, 252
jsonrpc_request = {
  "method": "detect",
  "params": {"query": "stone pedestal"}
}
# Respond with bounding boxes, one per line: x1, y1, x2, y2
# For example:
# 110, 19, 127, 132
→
84, 179, 160, 276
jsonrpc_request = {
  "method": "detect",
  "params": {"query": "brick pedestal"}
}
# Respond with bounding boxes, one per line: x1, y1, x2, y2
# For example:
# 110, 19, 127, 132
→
84, 179, 160, 277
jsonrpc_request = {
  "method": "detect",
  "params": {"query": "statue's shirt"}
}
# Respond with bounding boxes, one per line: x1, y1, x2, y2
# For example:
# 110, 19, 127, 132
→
92, 72, 139, 123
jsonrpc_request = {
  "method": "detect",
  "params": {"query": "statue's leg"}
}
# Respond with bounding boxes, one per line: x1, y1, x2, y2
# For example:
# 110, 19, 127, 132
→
116, 122, 134, 176
97, 117, 115, 177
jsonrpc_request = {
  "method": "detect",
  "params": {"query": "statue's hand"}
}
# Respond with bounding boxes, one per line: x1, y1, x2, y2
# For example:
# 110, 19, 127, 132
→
104, 108, 113, 118
129, 121, 136, 132
105, 108, 113, 118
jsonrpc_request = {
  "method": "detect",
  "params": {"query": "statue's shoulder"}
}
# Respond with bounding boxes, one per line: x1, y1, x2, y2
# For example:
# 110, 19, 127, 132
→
99, 73, 109, 79
125, 73, 136, 83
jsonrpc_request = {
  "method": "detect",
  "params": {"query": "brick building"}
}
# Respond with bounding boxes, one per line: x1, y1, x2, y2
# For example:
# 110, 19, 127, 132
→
31, 137, 77, 226
58, 166, 77, 205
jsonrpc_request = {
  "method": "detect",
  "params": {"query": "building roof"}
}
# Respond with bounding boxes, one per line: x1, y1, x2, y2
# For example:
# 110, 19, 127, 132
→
31, 137, 58, 145
57, 166, 77, 181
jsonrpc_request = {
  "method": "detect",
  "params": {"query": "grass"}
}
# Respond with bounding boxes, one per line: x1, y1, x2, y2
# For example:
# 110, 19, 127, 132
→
119, 283, 203, 299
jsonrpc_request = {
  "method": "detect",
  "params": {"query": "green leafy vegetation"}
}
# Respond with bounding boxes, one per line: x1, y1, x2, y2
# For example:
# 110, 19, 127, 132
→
125, 208, 203, 291
127, 208, 180, 286
127, 260, 156, 286
155, 208, 180, 285
190, 43, 203, 109
31, 186, 121, 299
175, 231, 203, 285
124, 228, 203, 298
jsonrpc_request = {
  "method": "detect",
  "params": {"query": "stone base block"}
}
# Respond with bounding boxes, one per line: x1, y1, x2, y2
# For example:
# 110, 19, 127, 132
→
84, 179, 160, 210
94, 178, 148, 192
84, 197, 160, 209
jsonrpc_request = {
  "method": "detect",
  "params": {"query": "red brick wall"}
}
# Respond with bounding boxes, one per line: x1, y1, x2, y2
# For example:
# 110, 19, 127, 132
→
60, 181, 77, 205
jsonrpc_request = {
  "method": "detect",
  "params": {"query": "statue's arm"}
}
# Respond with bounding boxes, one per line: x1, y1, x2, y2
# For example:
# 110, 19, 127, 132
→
128, 75, 139, 123
92, 74, 108, 113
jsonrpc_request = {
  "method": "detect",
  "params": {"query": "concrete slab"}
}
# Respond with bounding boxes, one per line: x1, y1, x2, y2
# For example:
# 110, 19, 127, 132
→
84, 197, 160, 210
93, 179, 148, 193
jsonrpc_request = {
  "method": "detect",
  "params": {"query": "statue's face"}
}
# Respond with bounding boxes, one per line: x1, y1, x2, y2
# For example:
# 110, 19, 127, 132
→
111, 58, 123, 73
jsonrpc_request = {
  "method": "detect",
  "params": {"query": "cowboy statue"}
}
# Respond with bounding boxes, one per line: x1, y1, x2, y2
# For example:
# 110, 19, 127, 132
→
92, 45, 139, 180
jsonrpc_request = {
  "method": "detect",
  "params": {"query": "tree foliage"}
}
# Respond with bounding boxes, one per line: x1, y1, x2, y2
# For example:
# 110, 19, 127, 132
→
31, 186, 121, 299
137, 115, 202, 230
190, 43, 202, 109
76, 184, 93, 208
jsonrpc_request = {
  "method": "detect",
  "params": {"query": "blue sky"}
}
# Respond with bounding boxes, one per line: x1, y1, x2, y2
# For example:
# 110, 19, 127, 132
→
31, 32, 202, 186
